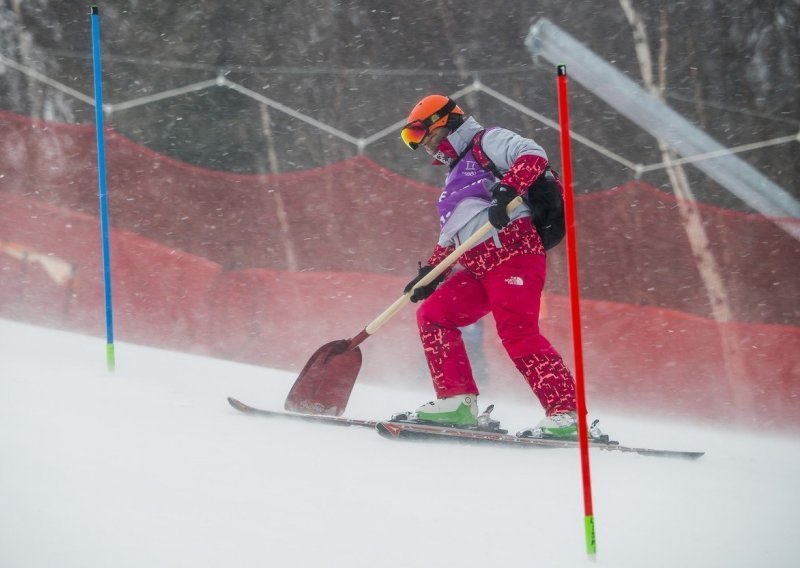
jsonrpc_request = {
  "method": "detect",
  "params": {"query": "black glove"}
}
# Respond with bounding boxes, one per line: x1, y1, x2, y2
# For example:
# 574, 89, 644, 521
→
404, 263, 445, 303
487, 184, 517, 229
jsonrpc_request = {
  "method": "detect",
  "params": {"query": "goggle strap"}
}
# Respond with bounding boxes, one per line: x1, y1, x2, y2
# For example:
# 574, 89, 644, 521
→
402, 99, 458, 132
400, 98, 458, 150
422, 99, 457, 128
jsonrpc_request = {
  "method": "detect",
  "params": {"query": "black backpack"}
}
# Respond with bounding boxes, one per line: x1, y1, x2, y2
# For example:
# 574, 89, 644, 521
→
470, 129, 566, 250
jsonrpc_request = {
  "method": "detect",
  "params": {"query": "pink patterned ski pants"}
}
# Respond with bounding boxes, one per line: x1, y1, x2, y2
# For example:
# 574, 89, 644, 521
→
415, 253, 576, 416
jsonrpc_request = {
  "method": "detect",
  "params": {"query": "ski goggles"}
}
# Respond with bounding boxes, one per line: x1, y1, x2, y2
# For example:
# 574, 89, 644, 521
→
400, 98, 458, 150
400, 121, 429, 150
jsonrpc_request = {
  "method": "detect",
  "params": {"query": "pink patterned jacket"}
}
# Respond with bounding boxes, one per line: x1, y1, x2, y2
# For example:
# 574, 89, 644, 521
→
425, 117, 547, 278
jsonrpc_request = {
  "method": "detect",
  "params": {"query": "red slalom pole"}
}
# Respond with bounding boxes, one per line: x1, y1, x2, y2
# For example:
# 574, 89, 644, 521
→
557, 64, 596, 558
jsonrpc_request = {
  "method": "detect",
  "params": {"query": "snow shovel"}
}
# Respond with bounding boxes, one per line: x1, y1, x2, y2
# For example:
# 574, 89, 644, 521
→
284, 196, 524, 416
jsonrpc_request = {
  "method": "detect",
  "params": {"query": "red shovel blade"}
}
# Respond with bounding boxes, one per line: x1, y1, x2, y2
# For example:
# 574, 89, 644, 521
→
284, 339, 363, 416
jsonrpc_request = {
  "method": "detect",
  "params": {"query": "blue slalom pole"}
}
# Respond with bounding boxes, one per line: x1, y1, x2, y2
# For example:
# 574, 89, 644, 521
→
90, 5, 115, 371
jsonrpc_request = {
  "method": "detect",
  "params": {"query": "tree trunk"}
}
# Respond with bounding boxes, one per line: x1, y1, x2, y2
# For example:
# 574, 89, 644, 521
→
619, 0, 749, 413
260, 104, 299, 272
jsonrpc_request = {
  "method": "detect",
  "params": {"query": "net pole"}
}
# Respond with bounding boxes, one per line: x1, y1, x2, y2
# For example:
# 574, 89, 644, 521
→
90, 5, 115, 371
557, 64, 596, 559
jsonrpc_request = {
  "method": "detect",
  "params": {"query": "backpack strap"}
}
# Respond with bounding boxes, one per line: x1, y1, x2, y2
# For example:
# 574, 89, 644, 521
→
469, 129, 503, 179
468, 128, 553, 186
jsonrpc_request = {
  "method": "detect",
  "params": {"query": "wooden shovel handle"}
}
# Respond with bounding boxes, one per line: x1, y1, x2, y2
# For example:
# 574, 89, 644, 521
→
362, 195, 524, 337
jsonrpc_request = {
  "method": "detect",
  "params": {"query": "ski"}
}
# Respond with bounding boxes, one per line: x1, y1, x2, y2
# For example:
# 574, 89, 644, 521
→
227, 397, 704, 460
376, 420, 705, 460
227, 397, 378, 429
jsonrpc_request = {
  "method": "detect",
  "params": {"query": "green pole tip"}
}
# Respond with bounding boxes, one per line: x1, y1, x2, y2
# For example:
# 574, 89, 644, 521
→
91, 6, 99, 15
557, 64, 567, 76
106, 343, 116, 372
584, 515, 597, 555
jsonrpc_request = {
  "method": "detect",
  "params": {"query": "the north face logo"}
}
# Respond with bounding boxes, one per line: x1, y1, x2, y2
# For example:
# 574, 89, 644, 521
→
505, 276, 524, 286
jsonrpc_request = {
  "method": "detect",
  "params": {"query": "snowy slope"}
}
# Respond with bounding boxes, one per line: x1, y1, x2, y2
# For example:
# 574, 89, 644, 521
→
1, 318, 797, 568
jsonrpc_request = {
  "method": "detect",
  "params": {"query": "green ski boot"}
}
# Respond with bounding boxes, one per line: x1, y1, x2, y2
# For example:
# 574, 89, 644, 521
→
414, 394, 479, 427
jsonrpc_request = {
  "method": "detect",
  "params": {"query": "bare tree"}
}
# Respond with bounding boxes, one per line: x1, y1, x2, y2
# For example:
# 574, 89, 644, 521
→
619, 0, 750, 412
259, 104, 299, 271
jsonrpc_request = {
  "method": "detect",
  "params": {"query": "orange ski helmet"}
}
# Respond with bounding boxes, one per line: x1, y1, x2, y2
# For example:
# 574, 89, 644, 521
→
400, 94, 464, 149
